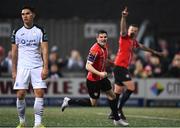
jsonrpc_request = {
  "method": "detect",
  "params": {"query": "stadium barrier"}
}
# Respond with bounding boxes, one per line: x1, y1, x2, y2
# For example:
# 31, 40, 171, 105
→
0, 78, 179, 107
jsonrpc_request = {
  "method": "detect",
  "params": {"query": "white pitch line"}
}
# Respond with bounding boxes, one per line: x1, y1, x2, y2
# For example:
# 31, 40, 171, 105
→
96, 112, 180, 121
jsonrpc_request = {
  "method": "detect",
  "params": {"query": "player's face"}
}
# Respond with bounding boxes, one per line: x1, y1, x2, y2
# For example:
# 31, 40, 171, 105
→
173, 54, 180, 68
128, 26, 138, 39
21, 9, 35, 25
96, 33, 108, 46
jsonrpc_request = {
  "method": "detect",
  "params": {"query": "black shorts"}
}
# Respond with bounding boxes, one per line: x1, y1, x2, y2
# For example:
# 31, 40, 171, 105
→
86, 78, 112, 99
113, 66, 132, 86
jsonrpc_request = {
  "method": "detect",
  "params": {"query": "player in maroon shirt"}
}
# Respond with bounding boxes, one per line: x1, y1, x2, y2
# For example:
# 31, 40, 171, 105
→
108, 7, 163, 123
61, 30, 128, 126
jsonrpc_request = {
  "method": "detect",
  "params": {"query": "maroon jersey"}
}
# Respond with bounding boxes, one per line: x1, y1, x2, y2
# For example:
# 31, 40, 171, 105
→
87, 43, 108, 81
114, 35, 139, 68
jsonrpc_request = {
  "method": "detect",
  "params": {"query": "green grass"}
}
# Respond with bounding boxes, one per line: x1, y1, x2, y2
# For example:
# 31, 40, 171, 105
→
0, 107, 180, 127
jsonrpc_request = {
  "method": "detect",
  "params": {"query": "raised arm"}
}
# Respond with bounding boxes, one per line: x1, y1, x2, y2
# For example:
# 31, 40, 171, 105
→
120, 7, 128, 36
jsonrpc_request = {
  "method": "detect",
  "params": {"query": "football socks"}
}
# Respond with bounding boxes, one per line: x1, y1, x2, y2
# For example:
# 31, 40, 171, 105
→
34, 98, 44, 126
16, 98, 26, 123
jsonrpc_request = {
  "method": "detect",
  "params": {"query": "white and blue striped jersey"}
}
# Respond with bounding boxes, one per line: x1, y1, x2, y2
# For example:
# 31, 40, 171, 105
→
11, 25, 48, 69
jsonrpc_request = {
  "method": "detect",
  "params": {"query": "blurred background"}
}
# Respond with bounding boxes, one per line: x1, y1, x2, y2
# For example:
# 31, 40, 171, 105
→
0, 0, 180, 107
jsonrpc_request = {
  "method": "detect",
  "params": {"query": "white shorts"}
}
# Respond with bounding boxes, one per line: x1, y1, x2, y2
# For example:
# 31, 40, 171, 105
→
13, 67, 47, 90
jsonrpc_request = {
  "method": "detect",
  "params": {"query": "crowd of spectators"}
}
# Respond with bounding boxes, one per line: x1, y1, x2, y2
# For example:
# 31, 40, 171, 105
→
48, 45, 85, 78
128, 38, 180, 78
0, 39, 179, 78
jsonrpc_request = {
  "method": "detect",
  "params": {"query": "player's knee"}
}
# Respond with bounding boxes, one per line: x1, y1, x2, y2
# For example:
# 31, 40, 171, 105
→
110, 93, 116, 100
114, 84, 124, 94
91, 102, 97, 107
106, 94, 116, 100
34, 89, 45, 98
126, 82, 135, 91
127, 86, 135, 92
91, 103, 97, 107
17, 95, 25, 100
17, 90, 26, 99
90, 99, 97, 106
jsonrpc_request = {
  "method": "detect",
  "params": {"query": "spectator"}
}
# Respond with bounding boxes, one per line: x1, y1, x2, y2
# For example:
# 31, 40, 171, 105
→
67, 49, 84, 71
149, 55, 162, 77
49, 45, 66, 77
143, 65, 153, 78
0, 46, 7, 76
134, 59, 145, 78
157, 38, 170, 73
165, 53, 180, 78
49, 63, 63, 79
0, 46, 5, 61
142, 51, 152, 65
2, 50, 12, 74
157, 38, 169, 57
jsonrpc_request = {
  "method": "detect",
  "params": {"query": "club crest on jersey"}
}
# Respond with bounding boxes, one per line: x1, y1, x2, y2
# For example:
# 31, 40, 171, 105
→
126, 74, 130, 78
21, 39, 26, 44
94, 92, 98, 96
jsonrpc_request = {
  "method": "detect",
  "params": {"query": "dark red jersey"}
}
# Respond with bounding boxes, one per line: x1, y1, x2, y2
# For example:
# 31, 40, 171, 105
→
114, 35, 139, 68
87, 43, 108, 81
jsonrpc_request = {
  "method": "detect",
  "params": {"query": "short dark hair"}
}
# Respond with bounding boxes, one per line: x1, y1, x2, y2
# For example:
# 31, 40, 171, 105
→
21, 5, 35, 13
129, 24, 138, 28
97, 30, 108, 36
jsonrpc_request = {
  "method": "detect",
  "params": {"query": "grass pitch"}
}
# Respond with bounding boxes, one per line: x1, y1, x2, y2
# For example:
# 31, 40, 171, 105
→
0, 107, 180, 127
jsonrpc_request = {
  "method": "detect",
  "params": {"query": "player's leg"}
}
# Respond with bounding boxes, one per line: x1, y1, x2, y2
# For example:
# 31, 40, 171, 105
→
103, 78, 128, 126
14, 68, 31, 127
33, 89, 45, 128
114, 83, 124, 104
16, 90, 26, 128
105, 89, 128, 126
114, 66, 133, 121
61, 97, 92, 112
86, 79, 100, 106
105, 89, 119, 121
108, 83, 124, 119
102, 78, 119, 120
61, 79, 99, 111
31, 67, 46, 128
108, 66, 125, 119
118, 80, 135, 119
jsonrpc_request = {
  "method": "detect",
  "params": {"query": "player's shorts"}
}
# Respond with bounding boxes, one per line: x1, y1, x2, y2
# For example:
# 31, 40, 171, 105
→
86, 78, 112, 99
13, 67, 46, 90
113, 66, 132, 86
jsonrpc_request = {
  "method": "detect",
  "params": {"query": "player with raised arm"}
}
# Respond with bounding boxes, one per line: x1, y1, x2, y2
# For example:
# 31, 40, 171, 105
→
108, 7, 163, 123
11, 6, 48, 128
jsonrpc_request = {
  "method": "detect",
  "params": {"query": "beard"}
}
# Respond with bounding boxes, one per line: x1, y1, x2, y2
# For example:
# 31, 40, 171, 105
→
98, 41, 106, 46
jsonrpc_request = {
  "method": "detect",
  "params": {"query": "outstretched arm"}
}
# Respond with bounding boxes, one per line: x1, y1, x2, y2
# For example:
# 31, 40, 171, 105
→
138, 43, 163, 56
120, 7, 128, 36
